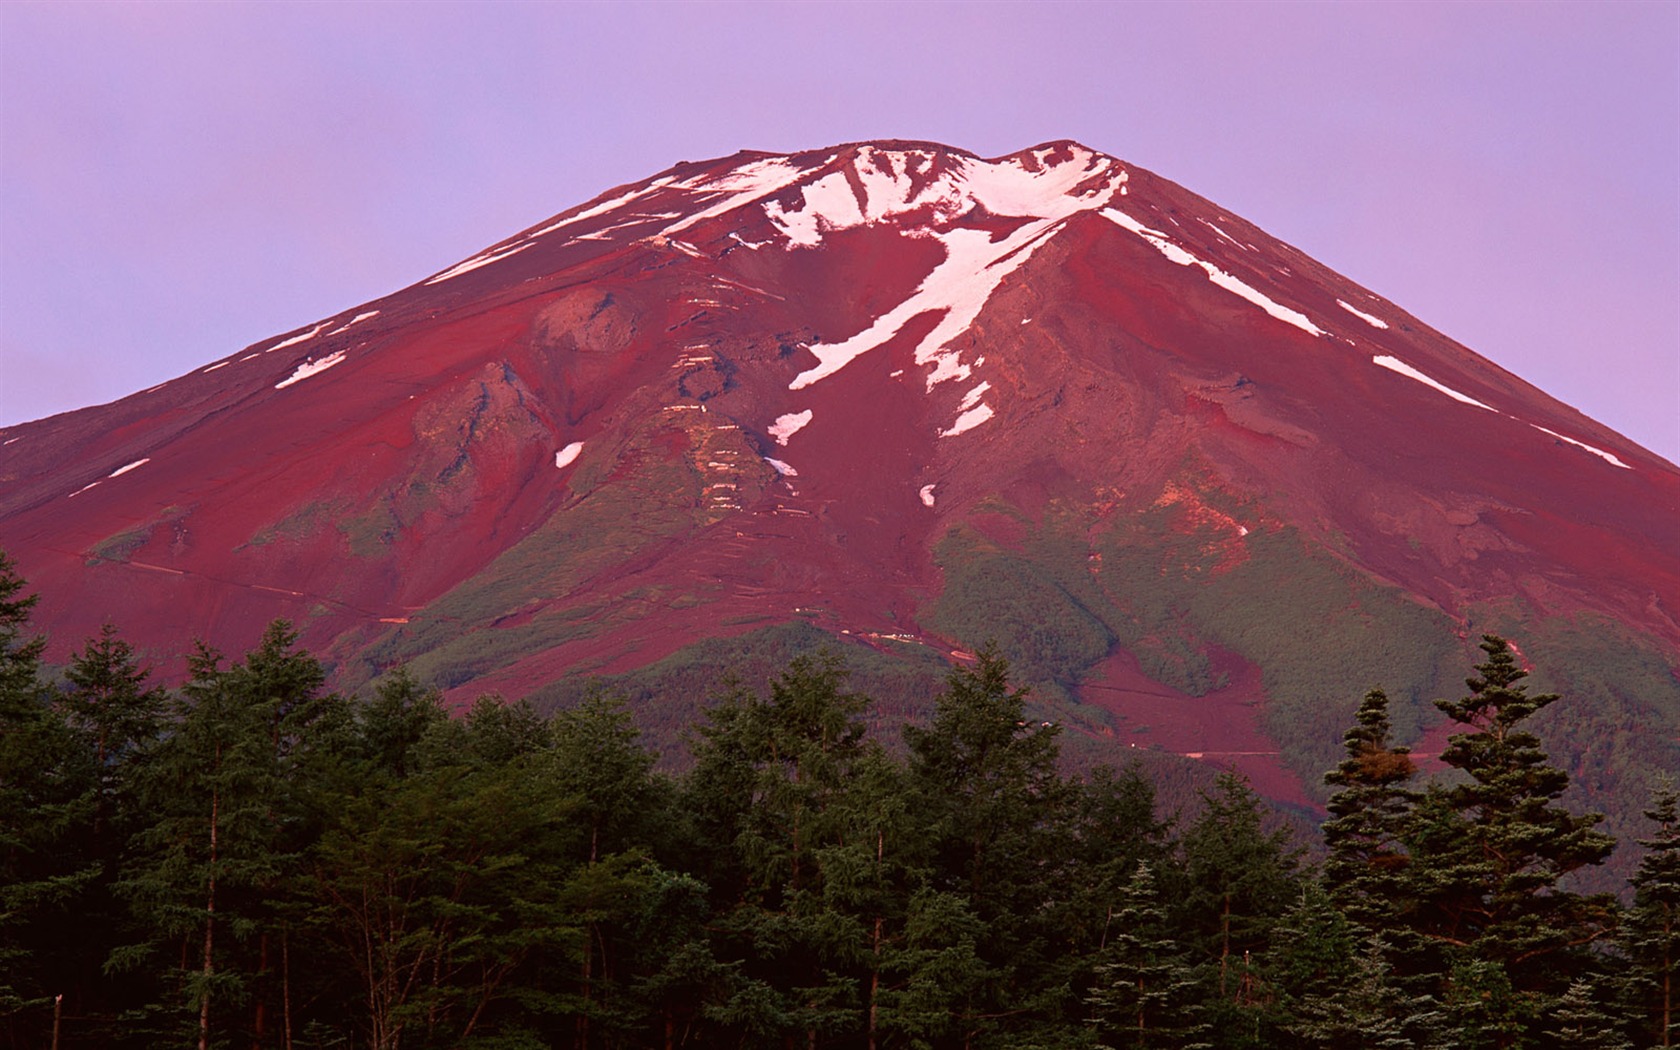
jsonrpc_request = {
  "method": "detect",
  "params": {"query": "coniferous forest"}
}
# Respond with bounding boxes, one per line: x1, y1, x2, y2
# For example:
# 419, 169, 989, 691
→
2, 550, 1677, 1050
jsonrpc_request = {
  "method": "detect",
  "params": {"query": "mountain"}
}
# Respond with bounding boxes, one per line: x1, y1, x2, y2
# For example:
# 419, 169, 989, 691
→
3, 140, 1677, 858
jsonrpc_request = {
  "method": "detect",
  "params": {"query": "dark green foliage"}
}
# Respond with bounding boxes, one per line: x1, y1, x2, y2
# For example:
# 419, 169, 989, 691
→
1544, 978, 1632, 1050
1086, 862, 1209, 1049
1175, 773, 1305, 1004
1621, 777, 1680, 1047
0, 554, 98, 1044
4, 552, 1675, 1048
1417, 638, 1617, 982
925, 527, 1116, 698
1321, 688, 1418, 941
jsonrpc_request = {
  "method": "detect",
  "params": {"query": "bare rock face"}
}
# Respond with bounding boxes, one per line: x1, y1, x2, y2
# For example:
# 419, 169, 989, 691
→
3, 140, 1677, 854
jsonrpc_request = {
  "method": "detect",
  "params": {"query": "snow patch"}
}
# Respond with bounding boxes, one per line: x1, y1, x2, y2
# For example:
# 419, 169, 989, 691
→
1531, 425, 1631, 469
1202, 220, 1243, 248
768, 409, 813, 446
1337, 299, 1389, 330
424, 241, 534, 285
554, 442, 585, 469
765, 457, 798, 477
1371, 356, 1494, 411
268, 322, 329, 353
765, 143, 1125, 251
108, 458, 150, 479
528, 176, 676, 239
919, 484, 937, 508
789, 158, 1126, 393
327, 310, 380, 335
68, 481, 100, 498
1101, 209, 1324, 336
275, 351, 348, 389
661, 158, 813, 236
959, 381, 991, 411
941, 402, 995, 437
202, 361, 230, 373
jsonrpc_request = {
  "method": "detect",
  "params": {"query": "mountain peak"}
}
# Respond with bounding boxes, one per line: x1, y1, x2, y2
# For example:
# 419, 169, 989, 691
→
2, 140, 1675, 850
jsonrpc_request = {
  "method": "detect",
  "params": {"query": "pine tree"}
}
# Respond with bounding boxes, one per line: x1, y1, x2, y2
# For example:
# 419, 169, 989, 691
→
1321, 688, 1417, 938
355, 666, 446, 779
1621, 776, 1680, 1047
903, 645, 1068, 1043
684, 653, 874, 1047
1176, 772, 1304, 1008
1543, 978, 1632, 1050
115, 623, 347, 1049
1408, 635, 1618, 1046
0, 554, 96, 1048
1086, 861, 1209, 1049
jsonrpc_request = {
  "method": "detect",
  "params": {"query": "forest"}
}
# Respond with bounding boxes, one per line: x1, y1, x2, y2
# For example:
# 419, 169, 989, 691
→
1, 551, 1676, 1050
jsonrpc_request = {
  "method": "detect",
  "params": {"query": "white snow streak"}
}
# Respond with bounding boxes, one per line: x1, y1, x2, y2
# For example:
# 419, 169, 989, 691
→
941, 403, 995, 437
1337, 299, 1390, 330
528, 177, 676, 239
268, 322, 329, 353
1101, 208, 1324, 337
108, 458, 150, 479
959, 381, 991, 411
765, 457, 798, 477
1371, 356, 1495, 411
327, 310, 380, 335
202, 361, 230, 373
554, 442, 585, 469
660, 159, 812, 236
424, 241, 535, 285
275, 351, 348, 389
919, 484, 937, 507
768, 410, 814, 446
766, 144, 1123, 251
760, 146, 1127, 392
1531, 426, 1631, 469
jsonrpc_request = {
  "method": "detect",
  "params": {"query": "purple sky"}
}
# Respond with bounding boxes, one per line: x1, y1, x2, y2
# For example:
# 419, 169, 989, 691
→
3, 2, 1676, 463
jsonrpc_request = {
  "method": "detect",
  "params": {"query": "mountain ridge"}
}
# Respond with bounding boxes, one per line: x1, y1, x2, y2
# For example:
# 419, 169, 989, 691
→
3, 139, 1676, 859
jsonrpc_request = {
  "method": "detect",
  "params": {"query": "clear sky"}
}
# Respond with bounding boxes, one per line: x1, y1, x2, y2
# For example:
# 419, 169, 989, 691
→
2, 1, 1676, 464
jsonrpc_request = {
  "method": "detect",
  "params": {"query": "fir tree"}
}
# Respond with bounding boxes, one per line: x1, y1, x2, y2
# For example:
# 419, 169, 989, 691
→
1176, 773, 1304, 1004
1544, 978, 1632, 1050
0, 554, 96, 1048
1622, 776, 1680, 1047
1321, 688, 1417, 938
1086, 861, 1209, 1049
1409, 635, 1618, 1046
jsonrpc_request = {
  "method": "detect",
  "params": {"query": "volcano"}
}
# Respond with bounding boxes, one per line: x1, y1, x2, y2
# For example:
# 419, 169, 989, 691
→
2, 140, 1676, 848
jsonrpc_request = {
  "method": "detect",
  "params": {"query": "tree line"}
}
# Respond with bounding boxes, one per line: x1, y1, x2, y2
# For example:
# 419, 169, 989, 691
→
0, 551, 1676, 1049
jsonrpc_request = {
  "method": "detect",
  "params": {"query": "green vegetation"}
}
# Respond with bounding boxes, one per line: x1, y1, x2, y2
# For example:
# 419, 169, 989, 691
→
924, 489, 1461, 796
4, 549, 1679, 1047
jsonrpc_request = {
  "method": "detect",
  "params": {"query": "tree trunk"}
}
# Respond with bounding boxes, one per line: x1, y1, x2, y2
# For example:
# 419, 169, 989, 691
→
199, 779, 219, 1050
282, 931, 294, 1050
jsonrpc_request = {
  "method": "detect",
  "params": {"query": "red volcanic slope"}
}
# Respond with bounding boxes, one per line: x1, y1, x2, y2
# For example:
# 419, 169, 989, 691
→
2, 141, 1678, 760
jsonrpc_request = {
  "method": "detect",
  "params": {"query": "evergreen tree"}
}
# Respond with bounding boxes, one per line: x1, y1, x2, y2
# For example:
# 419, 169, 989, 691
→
47, 625, 170, 1045
1175, 772, 1304, 1013
1543, 978, 1632, 1050
1283, 933, 1441, 1050
684, 653, 874, 1047
0, 553, 96, 1048
903, 645, 1069, 1043
1086, 861, 1208, 1049
356, 666, 446, 779
114, 622, 347, 1049
1621, 776, 1680, 1047
1321, 688, 1417, 939
1408, 635, 1618, 1045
